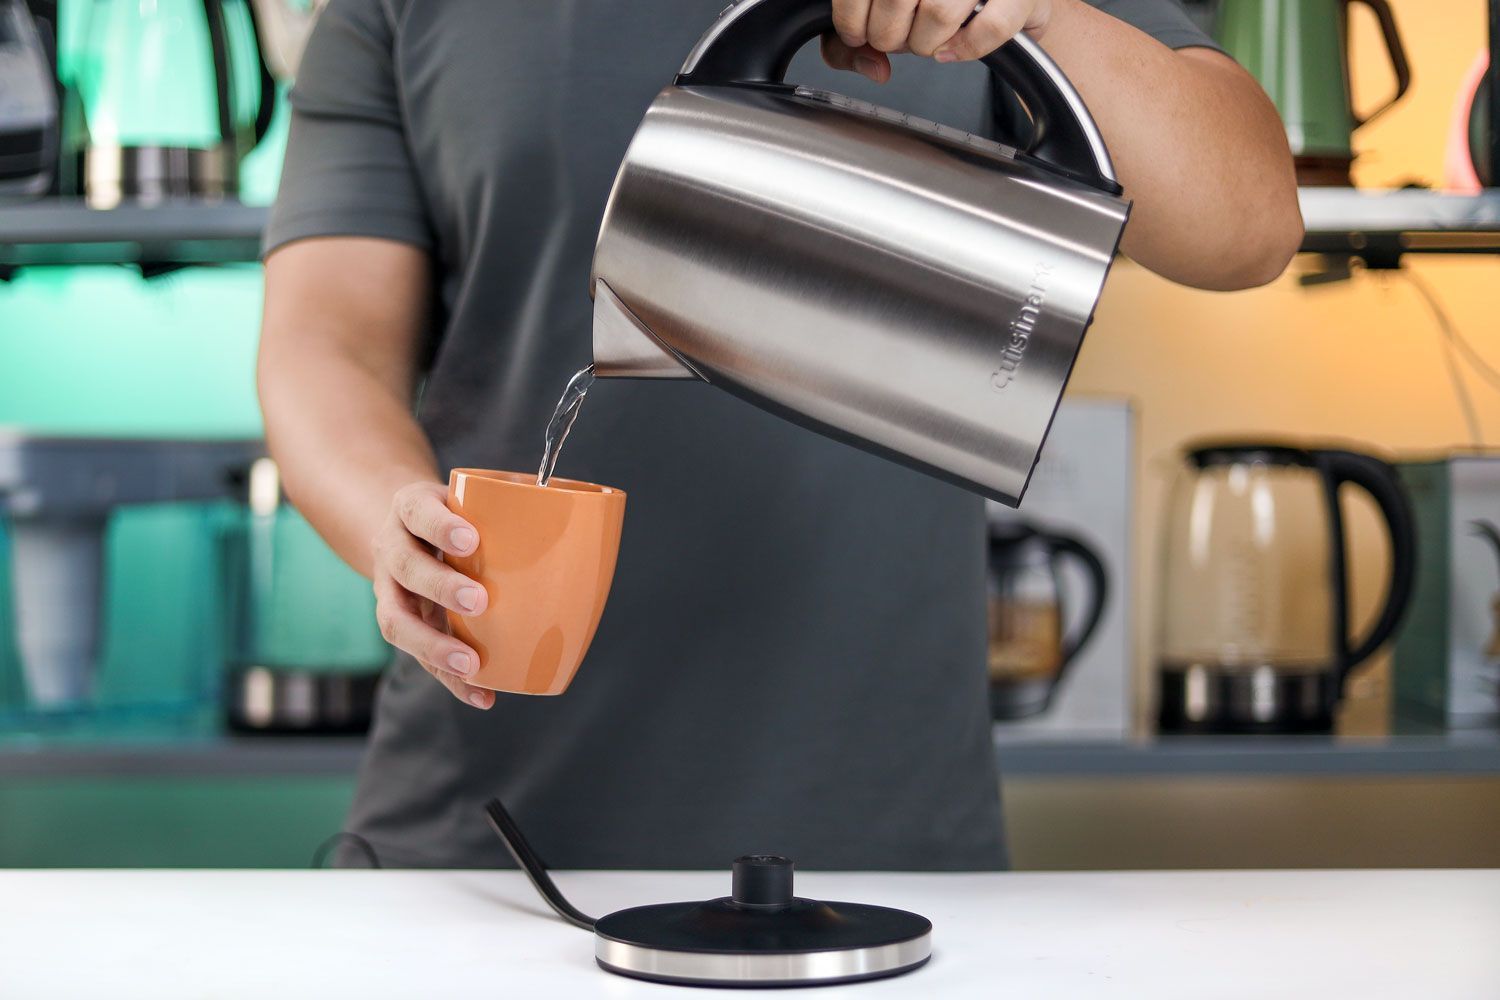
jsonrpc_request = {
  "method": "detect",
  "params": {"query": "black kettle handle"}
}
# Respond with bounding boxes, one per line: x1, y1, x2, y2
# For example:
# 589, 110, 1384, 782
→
242, 0, 280, 146
1314, 450, 1417, 688
676, 0, 1120, 193
203, 0, 279, 155
1047, 532, 1109, 677
202, 0, 238, 149
1344, 0, 1411, 127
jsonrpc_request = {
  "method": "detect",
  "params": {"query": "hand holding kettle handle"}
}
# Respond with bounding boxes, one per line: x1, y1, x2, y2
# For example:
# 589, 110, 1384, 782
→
677, 0, 1120, 192
1314, 450, 1417, 693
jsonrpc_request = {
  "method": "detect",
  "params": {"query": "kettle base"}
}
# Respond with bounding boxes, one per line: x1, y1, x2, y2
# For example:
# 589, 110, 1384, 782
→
1157, 664, 1337, 735
989, 677, 1054, 721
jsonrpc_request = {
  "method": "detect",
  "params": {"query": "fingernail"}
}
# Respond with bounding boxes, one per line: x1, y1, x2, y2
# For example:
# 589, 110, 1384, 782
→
450, 527, 477, 553
935, 49, 960, 63
447, 652, 474, 676
456, 587, 482, 612
467, 691, 489, 709
853, 54, 881, 79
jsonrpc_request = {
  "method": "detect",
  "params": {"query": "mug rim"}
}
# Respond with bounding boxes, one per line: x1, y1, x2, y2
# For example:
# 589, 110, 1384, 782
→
449, 468, 624, 498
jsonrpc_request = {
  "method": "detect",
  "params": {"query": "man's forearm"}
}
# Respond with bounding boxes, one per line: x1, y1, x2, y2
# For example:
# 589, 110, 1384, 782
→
1036, 0, 1302, 289
259, 342, 440, 578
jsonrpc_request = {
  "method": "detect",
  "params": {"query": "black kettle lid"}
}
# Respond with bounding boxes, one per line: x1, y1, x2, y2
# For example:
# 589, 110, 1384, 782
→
1188, 441, 1317, 469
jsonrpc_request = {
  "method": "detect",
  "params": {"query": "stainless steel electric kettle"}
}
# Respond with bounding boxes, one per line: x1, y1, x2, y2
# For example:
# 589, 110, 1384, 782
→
592, 0, 1130, 506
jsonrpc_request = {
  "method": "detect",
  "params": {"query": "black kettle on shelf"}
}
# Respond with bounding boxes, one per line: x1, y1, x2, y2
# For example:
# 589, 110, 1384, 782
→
1156, 442, 1416, 735
987, 522, 1108, 721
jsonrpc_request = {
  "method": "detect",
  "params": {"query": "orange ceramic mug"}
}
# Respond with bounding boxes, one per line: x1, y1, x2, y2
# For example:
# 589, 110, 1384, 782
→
445, 469, 626, 696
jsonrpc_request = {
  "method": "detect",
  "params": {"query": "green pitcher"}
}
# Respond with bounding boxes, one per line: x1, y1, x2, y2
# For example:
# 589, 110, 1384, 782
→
1216, 0, 1411, 185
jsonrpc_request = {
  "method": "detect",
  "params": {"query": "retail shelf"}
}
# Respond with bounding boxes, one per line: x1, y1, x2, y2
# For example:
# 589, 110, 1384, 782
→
995, 729, 1500, 777
0, 737, 366, 778
1299, 188, 1500, 264
6, 191, 1499, 271
5, 730, 1500, 779
0, 201, 268, 270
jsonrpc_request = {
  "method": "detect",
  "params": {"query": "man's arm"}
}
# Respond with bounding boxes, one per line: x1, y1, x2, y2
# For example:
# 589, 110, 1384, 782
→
259, 237, 496, 709
824, 0, 1303, 291
260, 238, 435, 572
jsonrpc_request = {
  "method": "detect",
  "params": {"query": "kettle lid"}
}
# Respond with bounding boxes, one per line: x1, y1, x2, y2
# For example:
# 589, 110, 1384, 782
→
1188, 441, 1318, 469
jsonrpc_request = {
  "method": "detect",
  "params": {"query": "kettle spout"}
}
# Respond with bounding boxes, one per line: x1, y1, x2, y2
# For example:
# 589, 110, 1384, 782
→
592, 279, 700, 380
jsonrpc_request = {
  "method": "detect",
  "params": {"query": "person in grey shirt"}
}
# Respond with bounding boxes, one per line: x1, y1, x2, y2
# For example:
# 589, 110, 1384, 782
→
259, 0, 1300, 870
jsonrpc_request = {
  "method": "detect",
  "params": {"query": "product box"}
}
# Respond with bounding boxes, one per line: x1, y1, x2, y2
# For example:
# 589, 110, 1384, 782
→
987, 398, 1133, 740
1393, 457, 1500, 729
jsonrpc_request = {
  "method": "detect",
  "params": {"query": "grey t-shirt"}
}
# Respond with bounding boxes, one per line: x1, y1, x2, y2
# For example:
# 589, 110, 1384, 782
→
268, 0, 1217, 870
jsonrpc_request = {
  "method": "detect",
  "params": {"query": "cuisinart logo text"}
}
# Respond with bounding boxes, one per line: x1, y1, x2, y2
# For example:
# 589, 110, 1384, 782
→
991, 262, 1053, 391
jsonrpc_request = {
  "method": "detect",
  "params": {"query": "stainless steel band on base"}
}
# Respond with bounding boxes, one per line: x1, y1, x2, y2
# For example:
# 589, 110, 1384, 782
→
84, 143, 234, 209
595, 932, 933, 986
1159, 664, 1337, 734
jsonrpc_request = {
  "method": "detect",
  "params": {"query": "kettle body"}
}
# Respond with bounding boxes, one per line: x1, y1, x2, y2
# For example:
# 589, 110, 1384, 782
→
988, 522, 1108, 720
1215, 0, 1411, 186
1156, 444, 1416, 734
73, 0, 276, 206
592, 0, 1130, 507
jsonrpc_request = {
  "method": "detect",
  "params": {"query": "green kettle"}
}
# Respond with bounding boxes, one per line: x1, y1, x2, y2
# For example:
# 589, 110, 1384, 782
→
71, 0, 276, 207
1216, 0, 1411, 186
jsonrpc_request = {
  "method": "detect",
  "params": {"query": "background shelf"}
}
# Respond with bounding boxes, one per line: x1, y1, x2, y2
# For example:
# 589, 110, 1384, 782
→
5, 189, 1500, 272
1298, 188, 1500, 263
0, 202, 268, 270
5, 730, 1499, 779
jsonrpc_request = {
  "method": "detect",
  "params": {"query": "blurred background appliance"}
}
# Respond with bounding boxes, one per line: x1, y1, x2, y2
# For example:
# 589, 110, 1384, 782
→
987, 523, 1107, 721
0, 0, 57, 198
65, 0, 276, 207
0, 432, 259, 707
1394, 456, 1500, 728
1215, 0, 1411, 186
1445, 50, 1493, 191
248, 0, 326, 81
1157, 443, 1416, 734
220, 458, 386, 734
989, 400, 1133, 738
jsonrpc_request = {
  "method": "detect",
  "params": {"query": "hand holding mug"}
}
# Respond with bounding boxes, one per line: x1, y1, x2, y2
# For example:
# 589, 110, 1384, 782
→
371, 481, 495, 710
445, 470, 625, 697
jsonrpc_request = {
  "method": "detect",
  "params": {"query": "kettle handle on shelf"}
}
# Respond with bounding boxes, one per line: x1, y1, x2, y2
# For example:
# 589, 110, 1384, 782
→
242, 0, 281, 146
201, 0, 239, 151
203, 0, 280, 157
1046, 531, 1108, 682
1314, 450, 1417, 691
676, 0, 1119, 193
1345, 0, 1411, 127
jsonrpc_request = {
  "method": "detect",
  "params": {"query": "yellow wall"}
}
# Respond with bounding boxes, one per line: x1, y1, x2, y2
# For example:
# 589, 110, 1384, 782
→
1067, 0, 1496, 731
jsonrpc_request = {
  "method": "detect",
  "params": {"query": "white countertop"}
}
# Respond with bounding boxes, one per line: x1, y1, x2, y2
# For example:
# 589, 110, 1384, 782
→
2, 869, 1496, 998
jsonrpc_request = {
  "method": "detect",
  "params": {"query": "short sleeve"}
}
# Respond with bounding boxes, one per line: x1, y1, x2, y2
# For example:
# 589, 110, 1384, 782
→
1088, 0, 1225, 54
261, 0, 433, 257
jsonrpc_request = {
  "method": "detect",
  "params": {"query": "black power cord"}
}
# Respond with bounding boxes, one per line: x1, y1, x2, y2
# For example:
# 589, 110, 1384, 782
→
311, 832, 382, 869
483, 798, 596, 932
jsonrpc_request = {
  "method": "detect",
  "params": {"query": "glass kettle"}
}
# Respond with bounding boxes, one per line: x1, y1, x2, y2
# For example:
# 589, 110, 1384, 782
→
987, 522, 1108, 720
1157, 443, 1416, 734
73, 0, 276, 206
